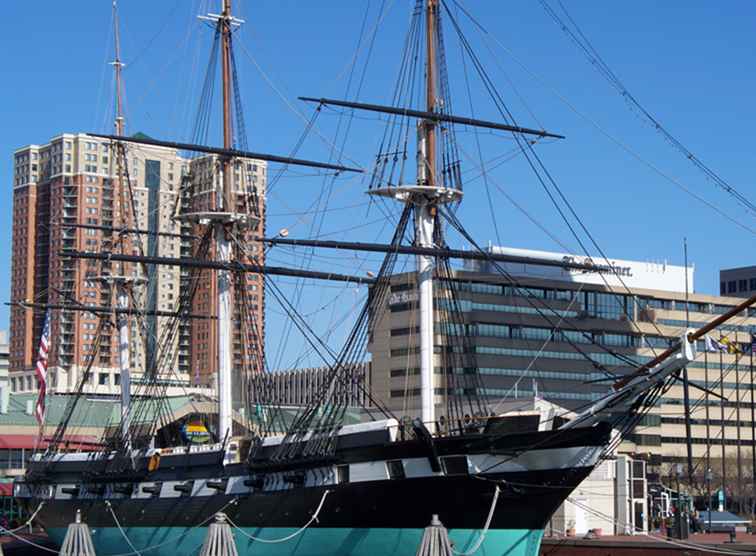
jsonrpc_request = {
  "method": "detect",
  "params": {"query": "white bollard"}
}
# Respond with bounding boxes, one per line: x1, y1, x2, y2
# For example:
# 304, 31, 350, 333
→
60, 510, 97, 556
199, 513, 239, 556
416, 514, 454, 556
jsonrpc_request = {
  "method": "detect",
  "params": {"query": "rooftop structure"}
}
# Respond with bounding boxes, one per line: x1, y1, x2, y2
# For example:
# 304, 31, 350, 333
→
720, 266, 756, 298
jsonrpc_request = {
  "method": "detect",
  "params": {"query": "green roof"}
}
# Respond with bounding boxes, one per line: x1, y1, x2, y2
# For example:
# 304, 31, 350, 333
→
3, 394, 370, 431
2, 393, 204, 429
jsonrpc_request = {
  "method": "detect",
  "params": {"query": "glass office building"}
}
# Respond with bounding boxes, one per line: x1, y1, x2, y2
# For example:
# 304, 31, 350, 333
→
368, 247, 756, 468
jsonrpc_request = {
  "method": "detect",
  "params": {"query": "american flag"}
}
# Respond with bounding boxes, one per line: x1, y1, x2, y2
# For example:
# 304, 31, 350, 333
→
34, 310, 51, 425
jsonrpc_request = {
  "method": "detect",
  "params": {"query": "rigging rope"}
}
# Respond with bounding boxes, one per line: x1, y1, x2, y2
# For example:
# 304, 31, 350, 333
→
446, 0, 755, 237
450, 486, 500, 556
440, 0, 669, 358
541, 0, 756, 219
226, 490, 330, 544
105, 501, 143, 556
0, 501, 44, 534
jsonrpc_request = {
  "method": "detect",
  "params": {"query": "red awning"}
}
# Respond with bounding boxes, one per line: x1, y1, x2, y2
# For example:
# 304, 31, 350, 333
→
0, 435, 102, 450
0, 484, 12, 496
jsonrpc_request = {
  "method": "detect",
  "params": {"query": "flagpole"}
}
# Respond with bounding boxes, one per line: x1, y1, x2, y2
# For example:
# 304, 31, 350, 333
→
705, 348, 711, 517
681, 238, 694, 485
736, 331, 743, 514
721, 346, 726, 510
751, 335, 755, 518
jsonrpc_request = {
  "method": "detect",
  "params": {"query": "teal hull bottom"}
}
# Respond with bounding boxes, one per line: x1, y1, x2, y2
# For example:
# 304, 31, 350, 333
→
46, 526, 544, 556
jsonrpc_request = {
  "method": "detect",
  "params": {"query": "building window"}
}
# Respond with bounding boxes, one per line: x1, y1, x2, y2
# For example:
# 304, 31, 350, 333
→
98, 374, 109, 386
728, 281, 737, 294
739, 279, 748, 292
750, 278, 756, 291
720, 282, 727, 295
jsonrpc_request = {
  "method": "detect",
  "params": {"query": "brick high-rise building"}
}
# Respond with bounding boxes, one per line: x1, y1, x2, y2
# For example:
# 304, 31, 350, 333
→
10, 133, 186, 393
10, 133, 266, 401
183, 155, 266, 398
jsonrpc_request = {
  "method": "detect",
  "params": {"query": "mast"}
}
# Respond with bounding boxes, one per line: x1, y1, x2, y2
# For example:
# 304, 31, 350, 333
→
369, 0, 461, 428
416, 0, 438, 428
220, 0, 233, 209
116, 286, 131, 439
214, 0, 235, 442
110, 0, 135, 443
112, 0, 125, 138
423, 0, 437, 188
190, 0, 244, 442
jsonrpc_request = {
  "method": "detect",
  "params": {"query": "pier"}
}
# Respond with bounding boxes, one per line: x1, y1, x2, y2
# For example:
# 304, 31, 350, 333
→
542, 533, 756, 555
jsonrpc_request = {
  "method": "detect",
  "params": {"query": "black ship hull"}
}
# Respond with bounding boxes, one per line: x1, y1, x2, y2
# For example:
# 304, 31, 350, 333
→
18, 423, 612, 556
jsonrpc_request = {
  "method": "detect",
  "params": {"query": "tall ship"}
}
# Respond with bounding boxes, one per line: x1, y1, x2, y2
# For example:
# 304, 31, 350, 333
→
13, 1, 755, 555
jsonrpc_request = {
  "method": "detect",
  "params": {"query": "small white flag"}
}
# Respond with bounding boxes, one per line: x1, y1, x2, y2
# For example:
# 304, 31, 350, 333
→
705, 335, 727, 353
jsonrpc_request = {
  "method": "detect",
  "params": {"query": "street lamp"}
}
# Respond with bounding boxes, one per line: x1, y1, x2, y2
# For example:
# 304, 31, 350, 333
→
264, 228, 289, 256
675, 463, 684, 507
673, 463, 684, 538
705, 468, 713, 534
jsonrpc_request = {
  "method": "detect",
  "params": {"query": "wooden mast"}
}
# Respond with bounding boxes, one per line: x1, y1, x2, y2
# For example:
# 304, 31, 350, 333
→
415, 0, 442, 428
216, 0, 236, 441
110, 0, 135, 444
424, 0, 437, 186
112, 0, 124, 137
220, 0, 234, 211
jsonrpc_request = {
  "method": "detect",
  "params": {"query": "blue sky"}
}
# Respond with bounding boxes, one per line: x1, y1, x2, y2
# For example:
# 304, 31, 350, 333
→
1, 1, 754, 368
